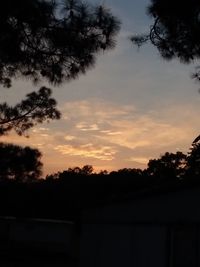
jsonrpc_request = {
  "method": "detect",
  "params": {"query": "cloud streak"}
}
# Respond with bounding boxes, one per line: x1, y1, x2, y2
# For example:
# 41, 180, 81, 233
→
1, 98, 199, 175
60, 99, 197, 153
55, 143, 117, 161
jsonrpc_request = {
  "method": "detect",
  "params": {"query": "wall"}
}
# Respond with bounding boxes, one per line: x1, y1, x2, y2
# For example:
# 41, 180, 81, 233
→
80, 186, 200, 267
80, 224, 167, 267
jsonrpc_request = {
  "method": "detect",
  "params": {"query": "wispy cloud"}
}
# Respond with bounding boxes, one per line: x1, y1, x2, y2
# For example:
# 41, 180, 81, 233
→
76, 122, 99, 131
128, 157, 149, 165
60, 99, 196, 152
55, 143, 117, 161
64, 135, 76, 141
1, 98, 199, 175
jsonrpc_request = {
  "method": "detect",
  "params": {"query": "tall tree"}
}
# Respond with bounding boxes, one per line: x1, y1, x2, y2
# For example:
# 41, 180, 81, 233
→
0, 142, 42, 182
186, 138, 200, 177
0, 0, 120, 135
0, 87, 60, 136
131, 0, 200, 81
146, 151, 187, 180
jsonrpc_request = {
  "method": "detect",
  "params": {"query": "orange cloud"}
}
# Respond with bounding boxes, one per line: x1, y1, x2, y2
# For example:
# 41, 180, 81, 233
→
54, 143, 117, 161
1, 99, 199, 175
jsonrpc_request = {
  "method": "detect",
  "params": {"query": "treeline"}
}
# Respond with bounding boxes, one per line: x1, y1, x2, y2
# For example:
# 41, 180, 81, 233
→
0, 139, 200, 220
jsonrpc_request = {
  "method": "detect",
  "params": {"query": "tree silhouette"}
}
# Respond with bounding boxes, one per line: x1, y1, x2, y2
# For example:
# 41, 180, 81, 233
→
0, 87, 60, 136
131, 0, 200, 81
0, 0, 120, 135
58, 165, 94, 178
146, 152, 187, 180
0, 0, 120, 87
186, 139, 200, 177
0, 142, 42, 182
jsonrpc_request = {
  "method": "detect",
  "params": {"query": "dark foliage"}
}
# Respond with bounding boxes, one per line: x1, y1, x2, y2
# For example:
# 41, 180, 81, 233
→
0, 0, 120, 87
0, 0, 120, 136
0, 142, 42, 182
131, 0, 200, 81
146, 151, 187, 181
0, 87, 60, 136
1, 140, 200, 221
186, 138, 200, 176
0, 166, 149, 220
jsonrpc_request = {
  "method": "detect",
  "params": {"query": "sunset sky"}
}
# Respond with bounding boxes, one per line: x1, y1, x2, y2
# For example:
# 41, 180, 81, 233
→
1, 0, 200, 176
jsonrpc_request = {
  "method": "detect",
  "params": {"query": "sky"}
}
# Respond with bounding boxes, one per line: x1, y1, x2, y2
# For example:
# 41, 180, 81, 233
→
1, 0, 200, 176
